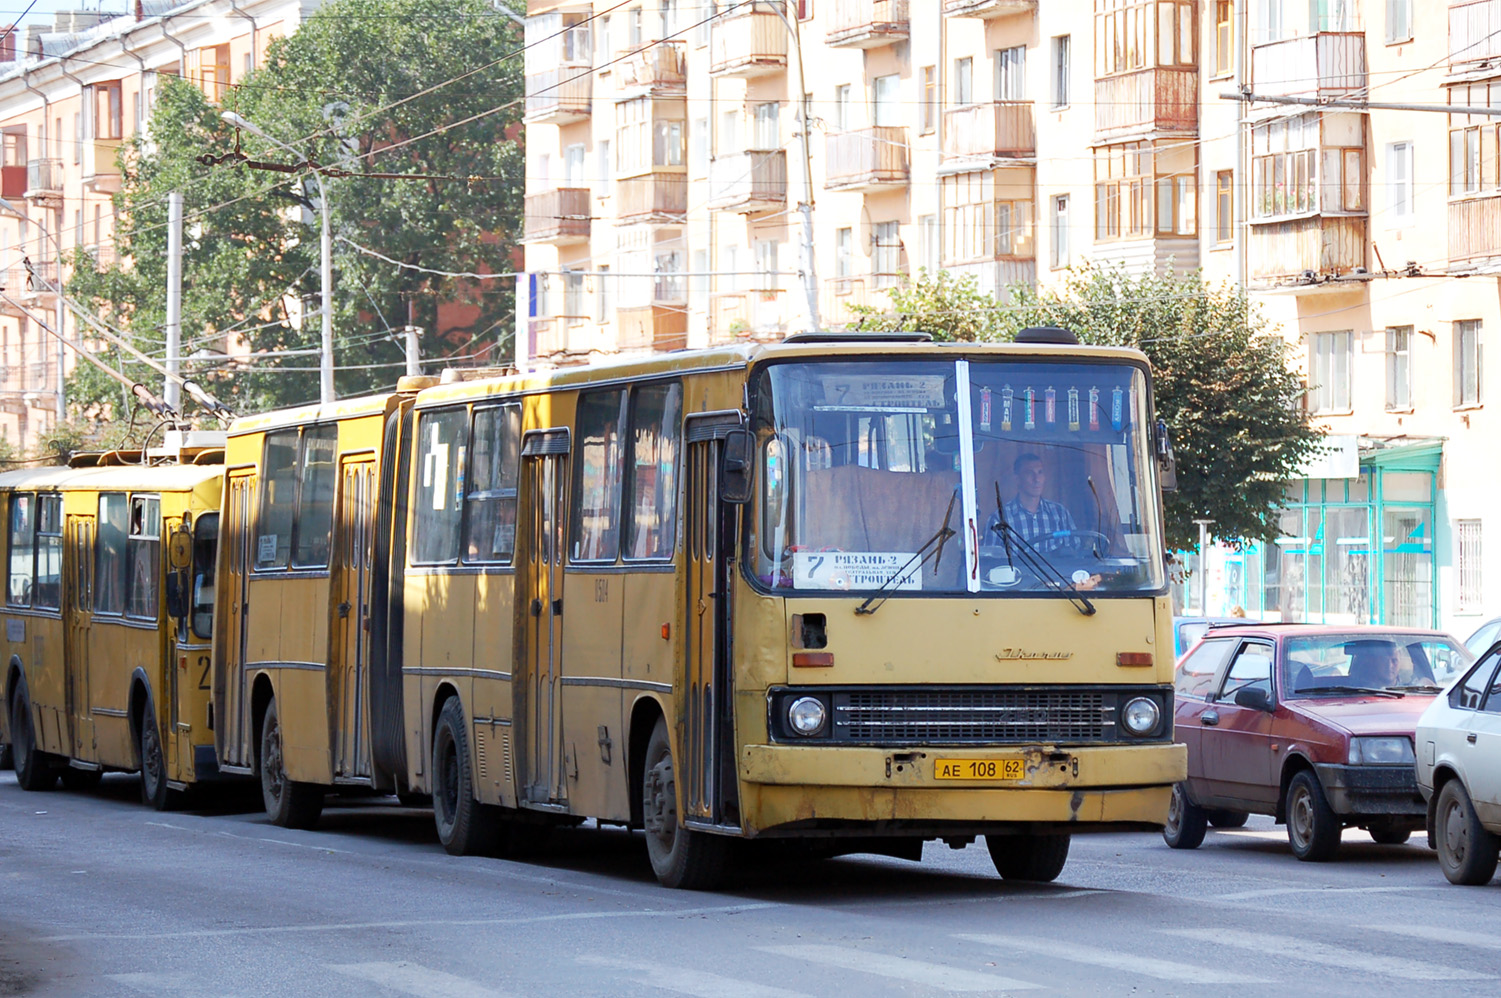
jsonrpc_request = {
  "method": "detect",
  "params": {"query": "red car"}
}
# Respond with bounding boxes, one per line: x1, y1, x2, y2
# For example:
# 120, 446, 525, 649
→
1164, 624, 1472, 861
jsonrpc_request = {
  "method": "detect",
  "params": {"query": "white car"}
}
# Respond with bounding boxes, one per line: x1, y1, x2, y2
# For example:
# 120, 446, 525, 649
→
1415, 649, 1501, 885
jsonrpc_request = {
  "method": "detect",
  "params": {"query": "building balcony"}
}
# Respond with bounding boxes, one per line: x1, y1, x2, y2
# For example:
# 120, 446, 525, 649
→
617, 304, 688, 352
1450, 0, 1501, 72
1248, 214, 1367, 286
709, 4, 787, 78
1448, 194, 1501, 268
4, 259, 60, 302
524, 63, 592, 124
941, 0, 1037, 17
1250, 33, 1366, 102
523, 188, 592, 245
0, 165, 24, 199
708, 289, 788, 342
1093, 68, 1197, 140
708, 150, 786, 213
824, 127, 908, 192
24, 158, 61, 204
528, 315, 593, 360
822, 276, 888, 328
616, 172, 687, 222
825, 0, 909, 48
617, 40, 686, 95
82, 138, 122, 193
942, 102, 1035, 161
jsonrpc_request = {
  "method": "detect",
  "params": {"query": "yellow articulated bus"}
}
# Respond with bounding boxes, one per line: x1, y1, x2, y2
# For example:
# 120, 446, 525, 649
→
0, 452, 224, 808
217, 329, 1185, 888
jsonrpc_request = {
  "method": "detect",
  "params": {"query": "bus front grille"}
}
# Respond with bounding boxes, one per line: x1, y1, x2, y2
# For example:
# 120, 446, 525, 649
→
833, 689, 1115, 744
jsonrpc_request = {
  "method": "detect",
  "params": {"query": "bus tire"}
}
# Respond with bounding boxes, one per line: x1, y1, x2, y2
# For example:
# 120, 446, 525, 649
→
60, 767, 104, 792
641, 716, 730, 890
985, 833, 1071, 882
258, 698, 323, 830
9, 688, 56, 791
432, 697, 499, 856
139, 697, 185, 811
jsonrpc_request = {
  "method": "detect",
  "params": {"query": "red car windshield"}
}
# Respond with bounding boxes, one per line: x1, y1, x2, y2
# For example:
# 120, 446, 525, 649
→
1281, 634, 1472, 697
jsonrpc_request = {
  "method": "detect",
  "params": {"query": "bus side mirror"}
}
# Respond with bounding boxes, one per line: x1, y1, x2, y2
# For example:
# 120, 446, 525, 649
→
721, 427, 754, 505
1155, 420, 1178, 492
164, 573, 187, 620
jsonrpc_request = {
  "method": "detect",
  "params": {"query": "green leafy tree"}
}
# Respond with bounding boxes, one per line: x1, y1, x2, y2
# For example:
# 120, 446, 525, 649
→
69, 0, 523, 424
852, 265, 1323, 552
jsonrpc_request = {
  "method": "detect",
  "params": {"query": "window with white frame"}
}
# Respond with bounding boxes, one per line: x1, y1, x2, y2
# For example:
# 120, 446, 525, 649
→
1214, 0, 1233, 74
920, 66, 937, 132
719, 108, 742, 155
873, 221, 901, 287
655, 250, 685, 301
919, 214, 939, 275
596, 140, 611, 193
753, 102, 779, 149
690, 119, 708, 176
873, 75, 899, 128
564, 144, 586, 186
597, 265, 612, 322
1387, 142, 1413, 221
1309, 330, 1352, 413
1052, 35, 1070, 107
695, 3, 715, 47
1095, 0, 1194, 75
690, 249, 709, 310
1215, 169, 1234, 242
954, 57, 973, 106
1387, 0, 1412, 42
1095, 140, 1197, 238
653, 118, 685, 166
942, 171, 1033, 264
834, 84, 852, 131
1386, 326, 1412, 410
1457, 519, 1483, 613
1251, 112, 1365, 218
616, 98, 650, 174
1455, 319, 1483, 407
996, 46, 1025, 101
754, 240, 778, 293
1051, 194, 1070, 269
835, 227, 853, 278
562, 268, 586, 321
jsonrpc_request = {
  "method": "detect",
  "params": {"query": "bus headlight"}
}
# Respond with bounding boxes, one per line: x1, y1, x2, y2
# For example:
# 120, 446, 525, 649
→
787, 696, 827, 736
1121, 696, 1161, 736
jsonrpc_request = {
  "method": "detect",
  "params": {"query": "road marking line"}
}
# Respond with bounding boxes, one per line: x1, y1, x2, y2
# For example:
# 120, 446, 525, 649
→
956, 933, 1269, 984
328, 961, 509, 998
579, 955, 809, 998
1217, 886, 1432, 901
1361, 925, 1501, 951
1162, 928, 1492, 981
758, 944, 1039, 992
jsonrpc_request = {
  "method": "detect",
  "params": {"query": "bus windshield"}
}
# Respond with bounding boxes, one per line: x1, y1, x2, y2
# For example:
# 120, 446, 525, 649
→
748, 358, 1166, 596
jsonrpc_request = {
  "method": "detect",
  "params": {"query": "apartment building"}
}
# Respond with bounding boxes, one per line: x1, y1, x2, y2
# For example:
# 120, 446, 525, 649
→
0, 0, 311, 452
522, 0, 1498, 633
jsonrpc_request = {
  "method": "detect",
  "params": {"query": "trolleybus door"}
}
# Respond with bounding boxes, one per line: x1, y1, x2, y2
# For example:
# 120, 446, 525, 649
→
519, 437, 568, 806
64, 515, 94, 759
217, 473, 255, 769
333, 457, 375, 779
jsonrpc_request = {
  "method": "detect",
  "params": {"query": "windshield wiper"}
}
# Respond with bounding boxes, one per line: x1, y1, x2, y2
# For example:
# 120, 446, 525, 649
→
1294, 685, 1405, 698
1389, 683, 1443, 693
855, 488, 958, 616
990, 482, 1095, 617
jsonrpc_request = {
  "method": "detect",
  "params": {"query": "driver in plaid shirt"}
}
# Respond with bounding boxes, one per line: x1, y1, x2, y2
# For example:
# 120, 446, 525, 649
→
986, 452, 1079, 552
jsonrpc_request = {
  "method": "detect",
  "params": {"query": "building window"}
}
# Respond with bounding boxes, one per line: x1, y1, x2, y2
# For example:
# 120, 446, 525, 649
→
873, 74, 899, 128
753, 102, 779, 149
1449, 121, 1493, 195
1216, 169, 1234, 243
72, 113, 80, 164
873, 221, 901, 287
596, 139, 611, 193
1455, 319, 1483, 407
616, 98, 650, 174
996, 46, 1025, 101
597, 265, 611, 322
1252, 112, 1364, 218
656, 250, 685, 301
1051, 194, 1070, 269
835, 227, 853, 278
919, 214, 938, 275
1215, 0, 1233, 75
920, 66, 937, 133
1309, 330, 1353, 413
1387, 142, 1413, 221
654, 119, 685, 166
1387, 0, 1412, 42
563, 268, 586, 320
1095, 141, 1198, 239
954, 57, 973, 107
941, 171, 1034, 264
1095, 0, 1195, 76
1386, 326, 1412, 410
834, 84, 852, 131
1052, 35, 1070, 107
1457, 519, 1483, 613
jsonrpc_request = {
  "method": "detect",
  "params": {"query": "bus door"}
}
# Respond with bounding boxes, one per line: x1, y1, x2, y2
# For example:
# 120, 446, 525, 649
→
64, 514, 94, 760
518, 431, 569, 806
332, 456, 375, 779
684, 424, 741, 826
215, 472, 255, 769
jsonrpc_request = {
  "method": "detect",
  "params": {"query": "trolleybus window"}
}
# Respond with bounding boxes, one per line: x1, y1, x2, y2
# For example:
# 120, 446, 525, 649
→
291, 426, 337, 569
6, 492, 32, 606
190, 512, 218, 639
464, 404, 521, 563
257, 430, 299, 569
95, 492, 129, 614
748, 358, 1165, 595
572, 390, 626, 563
624, 382, 682, 561
413, 408, 469, 564
33, 494, 62, 609
126, 496, 160, 620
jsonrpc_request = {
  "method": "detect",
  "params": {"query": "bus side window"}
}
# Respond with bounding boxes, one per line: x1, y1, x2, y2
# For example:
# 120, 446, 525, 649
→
463, 404, 520, 564
32, 494, 62, 610
572, 390, 626, 563
257, 430, 298, 570
412, 408, 468, 565
624, 382, 681, 561
190, 513, 218, 639
7, 492, 33, 607
291, 425, 338, 569
95, 493, 128, 614
126, 496, 160, 620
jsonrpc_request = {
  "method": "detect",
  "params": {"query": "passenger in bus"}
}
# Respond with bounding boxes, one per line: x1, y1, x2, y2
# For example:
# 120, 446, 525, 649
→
984, 452, 1079, 553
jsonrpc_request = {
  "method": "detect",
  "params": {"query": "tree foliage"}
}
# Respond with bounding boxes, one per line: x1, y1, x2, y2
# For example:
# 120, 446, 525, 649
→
853, 265, 1323, 552
68, 0, 523, 424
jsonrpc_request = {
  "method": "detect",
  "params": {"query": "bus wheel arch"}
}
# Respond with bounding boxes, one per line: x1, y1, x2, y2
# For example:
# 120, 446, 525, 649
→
127, 669, 152, 761
249, 673, 275, 776
627, 695, 667, 829
639, 710, 731, 890
7, 656, 55, 791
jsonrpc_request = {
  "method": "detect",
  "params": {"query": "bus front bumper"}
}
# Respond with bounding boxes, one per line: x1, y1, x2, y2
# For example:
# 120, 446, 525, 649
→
736, 742, 1185, 833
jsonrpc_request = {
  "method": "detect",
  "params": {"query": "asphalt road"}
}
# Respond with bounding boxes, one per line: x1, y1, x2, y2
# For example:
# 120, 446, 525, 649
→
2, 770, 1498, 998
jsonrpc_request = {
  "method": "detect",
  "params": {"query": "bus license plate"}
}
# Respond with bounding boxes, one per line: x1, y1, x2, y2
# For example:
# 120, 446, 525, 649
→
934, 758, 1024, 781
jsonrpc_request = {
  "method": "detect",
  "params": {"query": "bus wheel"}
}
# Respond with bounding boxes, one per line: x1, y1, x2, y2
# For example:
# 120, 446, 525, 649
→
60, 767, 104, 792
641, 717, 730, 890
139, 700, 184, 811
9, 689, 56, 791
258, 698, 323, 830
432, 697, 499, 856
985, 833, 1071, 883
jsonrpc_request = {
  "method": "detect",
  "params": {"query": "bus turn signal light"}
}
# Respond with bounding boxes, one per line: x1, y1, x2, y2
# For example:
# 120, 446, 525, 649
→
792, 652, 834, 668
1116, 652, 1153, 667
661, 623, 670, 640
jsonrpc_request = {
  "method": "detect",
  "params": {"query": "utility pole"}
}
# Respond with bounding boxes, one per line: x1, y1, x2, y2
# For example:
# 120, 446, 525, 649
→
164, 191, 183, 413
769, 3, 820, 332
1193, 519, 1215, 615
404, 324, 421, 377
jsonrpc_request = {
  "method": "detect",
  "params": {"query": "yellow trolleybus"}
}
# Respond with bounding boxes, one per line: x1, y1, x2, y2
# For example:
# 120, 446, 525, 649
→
218, 330, 1186, 887
0, 452, 224, 808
